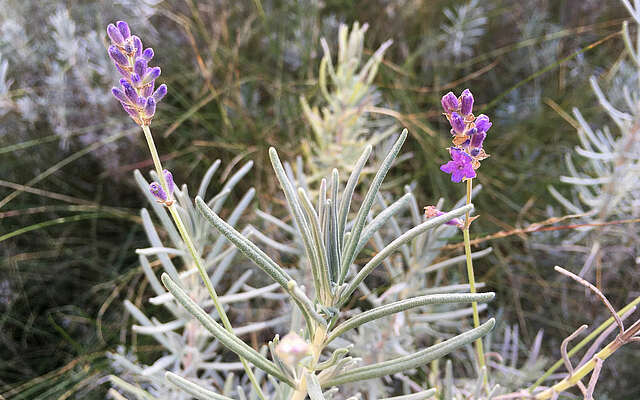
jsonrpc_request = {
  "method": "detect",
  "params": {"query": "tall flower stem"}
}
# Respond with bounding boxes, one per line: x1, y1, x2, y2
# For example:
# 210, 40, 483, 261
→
463, 177, 487, 385
140, 124, 267, 400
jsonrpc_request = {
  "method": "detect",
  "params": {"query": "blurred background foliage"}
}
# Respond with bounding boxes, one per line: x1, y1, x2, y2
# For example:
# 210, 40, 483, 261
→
1, 0, 638, 398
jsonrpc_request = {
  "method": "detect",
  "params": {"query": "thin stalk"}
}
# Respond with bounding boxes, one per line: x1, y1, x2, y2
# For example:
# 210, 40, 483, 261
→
140, 125, 267, 400
463, 178, 486, 385
290, 326, 327, 400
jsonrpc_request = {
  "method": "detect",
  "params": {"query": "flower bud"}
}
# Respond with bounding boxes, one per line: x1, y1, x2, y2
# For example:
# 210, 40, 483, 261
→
275, 332, 310, 367
450, 112, 465, 134
163, 169, 175, 196
460, 89, 474, 116
108, 45, 128, 66
152, 84, 167, 102
141, 67, 161, 86
107, 24, 124, 44
142, 48, 154, 61
144, 97, 156, 118
470, 131, 486, 149
111, 87, 129, 104
117, 21, 131, 40
441, 91, 459, 113
149, 182, 167, 203
132, 35, 143, 58
122, 81, 139, 104
134, 58, 147, 78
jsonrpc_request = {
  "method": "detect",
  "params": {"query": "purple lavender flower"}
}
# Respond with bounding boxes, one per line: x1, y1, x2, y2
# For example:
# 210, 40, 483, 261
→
440, 148, 476, 183
460, 89, 474, 116
441, 92, 459, 113
106, 21, 167, 126
475, 114, 492, 133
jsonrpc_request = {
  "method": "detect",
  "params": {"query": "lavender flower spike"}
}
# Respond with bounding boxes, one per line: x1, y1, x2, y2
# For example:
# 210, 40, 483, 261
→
440, 148, 476, 182
106, 20, 167, 126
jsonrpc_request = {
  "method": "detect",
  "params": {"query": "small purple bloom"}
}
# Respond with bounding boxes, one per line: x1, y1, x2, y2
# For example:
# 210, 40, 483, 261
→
144, 97, 156, 118
475, 114, 492, 133
460, 89, 474, 116
163, 169, 175, 196
450, 112, 465, 135
108, 45, 128, 66
441, 91, 459, 113
440, 148, 476, 183
107, 24, 124, 44
117, 21, 131, 40
424, 206, 464, 228
149, 182, 167, 202
152, 84, 167, 102
142, 48, 154, 61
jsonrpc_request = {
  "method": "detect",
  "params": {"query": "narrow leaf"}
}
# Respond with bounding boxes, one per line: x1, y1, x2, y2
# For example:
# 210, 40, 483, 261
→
322, 319, 495, 387
165, 372, 234, 400
327, 292, 494, 344
161, 273, 294, 386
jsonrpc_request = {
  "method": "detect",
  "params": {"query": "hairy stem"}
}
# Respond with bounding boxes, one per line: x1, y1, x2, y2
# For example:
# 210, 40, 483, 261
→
463, 178, 487, 385
290, 326, 327, 400
141, 125, 266, 400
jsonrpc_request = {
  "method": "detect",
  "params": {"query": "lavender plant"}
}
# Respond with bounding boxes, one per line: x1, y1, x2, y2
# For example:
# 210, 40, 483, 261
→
546, 0, 640, 281
103, 19, 498, 399
300, 22, 398, 181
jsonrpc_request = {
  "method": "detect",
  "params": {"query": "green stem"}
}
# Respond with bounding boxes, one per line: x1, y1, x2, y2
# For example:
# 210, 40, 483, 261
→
140, 125, 267, 400
463, 178, 487, 386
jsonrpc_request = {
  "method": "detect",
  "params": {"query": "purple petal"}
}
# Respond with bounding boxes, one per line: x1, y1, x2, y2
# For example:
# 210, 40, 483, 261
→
440, 161, 456, 174
475, 114, 492, 133
108, 45, 128, 66
107, 24, 124, 44
460, 89, 474, 116
450, 112, 465, 134
117, 21, 131, 39
149, 182, 167, 202
142, 48, 154, 61
152, 84, 167, 102
441, 92, 459, 113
